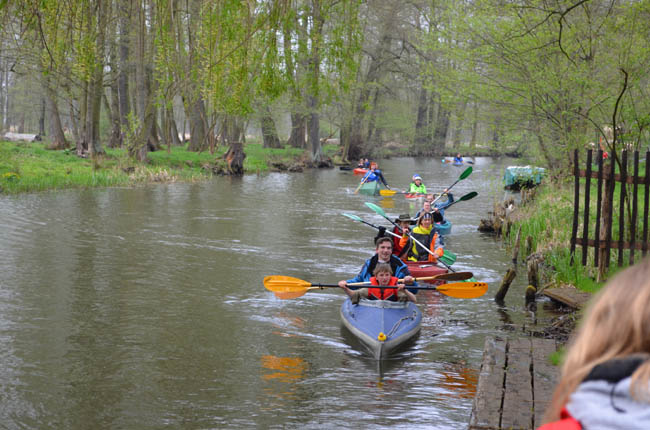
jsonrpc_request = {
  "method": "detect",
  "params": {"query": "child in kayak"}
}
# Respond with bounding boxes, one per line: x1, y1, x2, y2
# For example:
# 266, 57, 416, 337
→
340, 263, 416, 304
541, 257, 650, 430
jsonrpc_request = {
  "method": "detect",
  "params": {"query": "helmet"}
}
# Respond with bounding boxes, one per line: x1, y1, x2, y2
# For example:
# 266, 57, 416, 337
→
412, 174, 422, 181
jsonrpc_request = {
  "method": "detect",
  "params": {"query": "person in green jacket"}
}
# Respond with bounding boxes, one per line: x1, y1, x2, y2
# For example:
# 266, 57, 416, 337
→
409, 174, 427, 194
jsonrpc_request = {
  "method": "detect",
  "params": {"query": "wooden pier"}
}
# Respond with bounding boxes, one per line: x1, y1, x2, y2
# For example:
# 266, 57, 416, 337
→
469, 336, 559, 430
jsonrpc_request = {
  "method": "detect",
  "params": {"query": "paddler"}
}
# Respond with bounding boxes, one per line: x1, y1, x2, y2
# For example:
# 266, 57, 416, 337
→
360, 162, 389, 188
340, 263, 416, 304
373, 213, 413, 261
409, 174, 427, 194
400, 212, 444, 262
338, 237, 417, 293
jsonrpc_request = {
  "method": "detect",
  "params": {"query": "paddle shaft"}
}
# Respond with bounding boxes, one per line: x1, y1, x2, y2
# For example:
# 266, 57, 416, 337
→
432, 166, 472, 205
354, 175, 368, 194
436, 191, 478, 211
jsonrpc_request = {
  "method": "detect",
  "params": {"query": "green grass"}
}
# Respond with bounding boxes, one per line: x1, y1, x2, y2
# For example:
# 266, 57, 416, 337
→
0, 140, 311, 194
506, 180, 621, 293
548, 347, 566, 366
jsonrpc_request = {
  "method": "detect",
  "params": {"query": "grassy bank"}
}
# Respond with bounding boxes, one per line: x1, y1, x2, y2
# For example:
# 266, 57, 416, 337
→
0, 140, 322, 194
504, 173, 647, 293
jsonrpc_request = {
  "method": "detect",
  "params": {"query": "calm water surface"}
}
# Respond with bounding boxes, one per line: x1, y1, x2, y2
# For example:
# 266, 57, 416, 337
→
0, 157, 559, 429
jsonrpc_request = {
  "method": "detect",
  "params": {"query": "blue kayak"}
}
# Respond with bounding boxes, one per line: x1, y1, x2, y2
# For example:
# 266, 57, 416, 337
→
340, 298, 422, 359
435, 219, 452, 235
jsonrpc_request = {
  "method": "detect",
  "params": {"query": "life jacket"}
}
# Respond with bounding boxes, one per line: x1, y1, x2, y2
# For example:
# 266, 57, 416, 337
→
409, 182, 427, 194
362, 170, 381, 183
368, 276, 399, 301
391, 226, 409, 260
407, 225, 443, 262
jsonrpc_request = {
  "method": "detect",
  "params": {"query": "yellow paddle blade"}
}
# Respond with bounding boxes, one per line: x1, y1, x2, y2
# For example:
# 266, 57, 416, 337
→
379, 189, 397, 196
274, 286, 321, 300
436, 282, 488, 299
263, 275, 312, 293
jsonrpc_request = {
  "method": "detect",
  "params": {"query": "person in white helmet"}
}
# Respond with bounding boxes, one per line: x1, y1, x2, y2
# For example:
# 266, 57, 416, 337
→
409, 174, 427, 194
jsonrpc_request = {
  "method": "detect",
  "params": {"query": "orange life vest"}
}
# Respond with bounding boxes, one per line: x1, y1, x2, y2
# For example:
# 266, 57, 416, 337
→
369, 276, 399, 301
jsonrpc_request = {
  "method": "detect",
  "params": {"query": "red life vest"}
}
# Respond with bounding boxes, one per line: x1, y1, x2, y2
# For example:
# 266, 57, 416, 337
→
369, 276, 399, 301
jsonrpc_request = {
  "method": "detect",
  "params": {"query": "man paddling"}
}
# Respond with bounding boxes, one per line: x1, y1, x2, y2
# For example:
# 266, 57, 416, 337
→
338, 237, 417, 293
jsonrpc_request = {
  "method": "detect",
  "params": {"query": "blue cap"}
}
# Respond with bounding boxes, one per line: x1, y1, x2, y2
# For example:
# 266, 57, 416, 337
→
412, 174, 422, 180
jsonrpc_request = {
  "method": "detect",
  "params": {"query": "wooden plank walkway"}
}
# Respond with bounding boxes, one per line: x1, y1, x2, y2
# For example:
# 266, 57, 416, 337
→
543, 287, 592, 309
469, 336, 559, 430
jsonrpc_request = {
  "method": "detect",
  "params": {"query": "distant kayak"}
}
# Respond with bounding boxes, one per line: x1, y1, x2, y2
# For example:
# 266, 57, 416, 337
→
442, 158, 474, 165
353, 168, 368, 175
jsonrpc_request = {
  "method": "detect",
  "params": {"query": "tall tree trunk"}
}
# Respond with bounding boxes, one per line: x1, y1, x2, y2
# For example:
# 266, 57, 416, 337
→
261, 108, 281, 148
453, 100, 468, 148
44, 78, 68, 150
185, 0, 207, 152
470, 101, 478, 149
287, 113, 306, 148
414, 86, 429, 151
38, 98, 45, 136
118, 0, 131, 137
186, 98, 206, 151
86, 0, 107, 157
306, 0, 324, 164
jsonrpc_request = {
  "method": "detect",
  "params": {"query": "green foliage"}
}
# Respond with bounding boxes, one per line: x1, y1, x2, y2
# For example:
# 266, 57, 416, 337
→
423, 0, 650, 167
548, 347, 566, 366
0, 140, 311, 193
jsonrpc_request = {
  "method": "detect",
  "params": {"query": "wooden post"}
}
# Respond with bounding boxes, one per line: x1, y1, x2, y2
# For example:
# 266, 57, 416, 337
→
570, 149, 579, 264
594, 150, 603, 266
527, 258, 539, 288
512, 226, 522, 266
641, 151, 650, 257
581, 149, 592, 265
494, 268, 516, 303
525, 235, 533, 257
618, 150, 627, 266
525, 258, 539, 309
630, 151, 639, 264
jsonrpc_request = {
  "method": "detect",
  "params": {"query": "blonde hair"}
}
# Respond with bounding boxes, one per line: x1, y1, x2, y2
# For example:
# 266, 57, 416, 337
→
373, 263, 393, 276
544, 258, 650, 423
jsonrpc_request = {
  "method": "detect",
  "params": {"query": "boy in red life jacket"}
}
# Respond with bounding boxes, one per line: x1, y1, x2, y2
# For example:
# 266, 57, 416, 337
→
340, 263, 416, 304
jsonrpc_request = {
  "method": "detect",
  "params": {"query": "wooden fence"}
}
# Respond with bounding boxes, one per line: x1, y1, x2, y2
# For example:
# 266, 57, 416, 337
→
570, 149, 650, 270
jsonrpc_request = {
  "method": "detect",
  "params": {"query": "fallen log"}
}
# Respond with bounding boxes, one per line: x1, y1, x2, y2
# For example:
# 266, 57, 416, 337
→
3, 132, 41, 142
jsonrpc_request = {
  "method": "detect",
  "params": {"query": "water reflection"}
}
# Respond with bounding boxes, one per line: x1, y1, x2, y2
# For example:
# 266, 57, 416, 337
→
261, 355, 307, 382
437, 364, 479, 400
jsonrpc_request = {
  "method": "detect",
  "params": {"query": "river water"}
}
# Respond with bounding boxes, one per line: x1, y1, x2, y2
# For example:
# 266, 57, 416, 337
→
0, 157, 560, 429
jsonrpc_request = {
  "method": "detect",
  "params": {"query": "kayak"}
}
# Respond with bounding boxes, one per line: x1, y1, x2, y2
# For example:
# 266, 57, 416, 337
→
353, 168, 368, 175
442, 158, 474, 165
340, 298, 422, 360
358, 180, 381, 196
404, 193, 427, 200
435, 219, 452, 235
405, 261, 447, 283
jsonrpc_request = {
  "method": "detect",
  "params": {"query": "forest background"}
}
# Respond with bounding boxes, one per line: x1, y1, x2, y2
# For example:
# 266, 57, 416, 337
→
1, 0, 649, 172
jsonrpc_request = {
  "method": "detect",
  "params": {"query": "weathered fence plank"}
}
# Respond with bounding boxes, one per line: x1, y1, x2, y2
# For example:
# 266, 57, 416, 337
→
573, 149, 650, 270
582, 150, 592, 265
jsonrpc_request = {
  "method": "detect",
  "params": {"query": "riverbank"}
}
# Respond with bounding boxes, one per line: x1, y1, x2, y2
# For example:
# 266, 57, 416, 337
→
0, 140, 339, 194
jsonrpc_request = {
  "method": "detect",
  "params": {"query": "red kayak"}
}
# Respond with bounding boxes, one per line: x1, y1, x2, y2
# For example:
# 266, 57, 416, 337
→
405, 261, 447, 284
353, 168, 368, 175
405, 193, 427, 200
